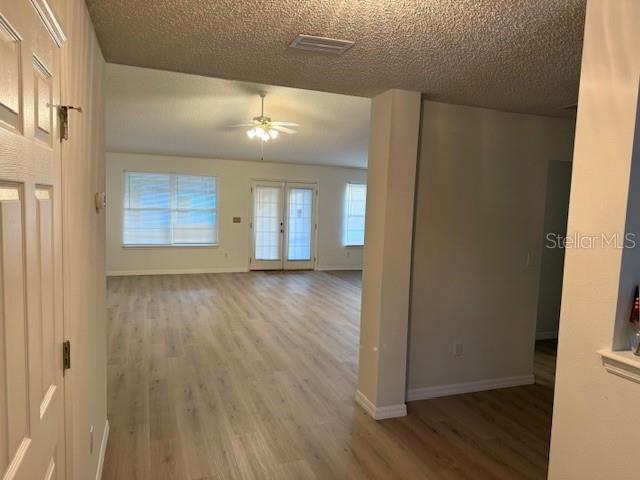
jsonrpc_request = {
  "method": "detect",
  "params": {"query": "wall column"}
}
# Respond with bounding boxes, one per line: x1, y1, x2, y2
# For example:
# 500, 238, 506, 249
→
549, 0, 640, 477
356, 89, 421, 419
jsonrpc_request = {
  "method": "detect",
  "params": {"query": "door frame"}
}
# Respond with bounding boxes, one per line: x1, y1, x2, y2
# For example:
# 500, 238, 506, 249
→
249, 179, 318, 271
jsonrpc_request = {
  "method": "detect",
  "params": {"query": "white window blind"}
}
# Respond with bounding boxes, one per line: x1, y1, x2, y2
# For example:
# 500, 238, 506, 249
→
123, 171, 218, 246
344, 183, 366, 246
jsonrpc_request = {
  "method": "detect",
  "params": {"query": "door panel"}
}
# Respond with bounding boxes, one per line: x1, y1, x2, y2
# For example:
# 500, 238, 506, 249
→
0, 1, 65, 479
36, 188, 56, 415
33, 58, 53, 143
0, 185, 28, 475
0, 16, 21, 129
251, 182, 284, 270
284, 184, 316, 270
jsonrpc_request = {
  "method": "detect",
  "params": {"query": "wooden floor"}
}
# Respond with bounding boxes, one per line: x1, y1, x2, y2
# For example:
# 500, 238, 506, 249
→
103, 271, 556, 480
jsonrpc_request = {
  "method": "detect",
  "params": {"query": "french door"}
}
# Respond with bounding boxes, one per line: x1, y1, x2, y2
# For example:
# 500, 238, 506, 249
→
250, 181, 317, 270
0, 0, 66, 479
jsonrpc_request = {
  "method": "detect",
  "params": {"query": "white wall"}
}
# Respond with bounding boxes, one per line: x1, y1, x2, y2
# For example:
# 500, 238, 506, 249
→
106, 152, 366, 275
407, 101, 575, 399
548, 1, 640, 478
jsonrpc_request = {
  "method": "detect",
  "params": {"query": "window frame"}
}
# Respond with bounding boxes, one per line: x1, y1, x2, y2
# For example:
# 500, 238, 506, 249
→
121, 170, 219, 248
343, 182, 367, 247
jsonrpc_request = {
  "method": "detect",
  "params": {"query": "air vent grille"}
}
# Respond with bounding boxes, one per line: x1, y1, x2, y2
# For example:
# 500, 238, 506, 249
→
289, 34, 354, 55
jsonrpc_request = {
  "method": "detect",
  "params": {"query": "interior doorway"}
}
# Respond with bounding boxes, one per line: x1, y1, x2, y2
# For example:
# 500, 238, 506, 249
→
250, 180, 317, 270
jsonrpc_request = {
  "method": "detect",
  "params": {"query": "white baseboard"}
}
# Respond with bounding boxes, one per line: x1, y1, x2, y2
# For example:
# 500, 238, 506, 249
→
407, 374, 535, 402
95, 419, 109, 480
315, 265, 363, 271
355, 390, 407, 420
106, 266, 249, 276
536, 330, 558, 340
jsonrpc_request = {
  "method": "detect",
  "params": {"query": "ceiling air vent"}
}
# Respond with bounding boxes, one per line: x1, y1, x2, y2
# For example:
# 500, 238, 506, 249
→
289, 34, 354, 55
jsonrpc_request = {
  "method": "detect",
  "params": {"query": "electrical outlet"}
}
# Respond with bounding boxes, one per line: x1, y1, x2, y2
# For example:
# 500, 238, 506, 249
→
453, 342, 463, 357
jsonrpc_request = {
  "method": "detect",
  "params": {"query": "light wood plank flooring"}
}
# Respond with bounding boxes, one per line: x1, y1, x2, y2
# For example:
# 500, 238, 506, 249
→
103, 271, 556, 480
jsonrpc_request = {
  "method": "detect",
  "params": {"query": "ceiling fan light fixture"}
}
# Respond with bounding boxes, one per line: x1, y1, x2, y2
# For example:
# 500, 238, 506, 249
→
246, 125, 279, 142
239, 93, 297, 144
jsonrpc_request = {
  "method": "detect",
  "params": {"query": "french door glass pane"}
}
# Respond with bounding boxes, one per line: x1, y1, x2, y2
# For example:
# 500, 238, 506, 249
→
287, 188, 313, 261
254, 186, 281, 260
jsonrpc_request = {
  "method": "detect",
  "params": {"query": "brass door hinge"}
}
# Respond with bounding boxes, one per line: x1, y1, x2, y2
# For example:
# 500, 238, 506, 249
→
63, 340, 71, 373
58, 105, 83, 141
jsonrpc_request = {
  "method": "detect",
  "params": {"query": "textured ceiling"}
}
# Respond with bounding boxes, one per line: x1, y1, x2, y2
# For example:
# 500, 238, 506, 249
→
105, 64, 370, 168
86, 0, 585, 116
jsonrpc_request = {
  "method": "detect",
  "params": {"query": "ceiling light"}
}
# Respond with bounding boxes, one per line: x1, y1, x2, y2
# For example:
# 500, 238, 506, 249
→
246, 125, 278, 142
236, 93, 299, 144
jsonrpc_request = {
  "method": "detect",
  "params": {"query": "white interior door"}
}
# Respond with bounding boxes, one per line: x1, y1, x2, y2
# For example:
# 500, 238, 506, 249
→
251, 181, 285, 270
0, 1, 66, 479
284, 183, 316, 270
250, 181, 317, 271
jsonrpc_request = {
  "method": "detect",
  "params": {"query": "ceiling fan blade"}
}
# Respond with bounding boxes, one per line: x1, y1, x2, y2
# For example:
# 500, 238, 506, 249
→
270, 121, 299, 127
272, 125, 297, 134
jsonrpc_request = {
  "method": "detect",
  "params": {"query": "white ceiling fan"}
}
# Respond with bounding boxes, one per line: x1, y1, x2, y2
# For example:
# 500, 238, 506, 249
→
229, 92, 299, 142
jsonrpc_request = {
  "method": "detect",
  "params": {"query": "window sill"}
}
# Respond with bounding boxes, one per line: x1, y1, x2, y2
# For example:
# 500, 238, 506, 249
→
598, 349, 640, 384
122, 244, 219, 249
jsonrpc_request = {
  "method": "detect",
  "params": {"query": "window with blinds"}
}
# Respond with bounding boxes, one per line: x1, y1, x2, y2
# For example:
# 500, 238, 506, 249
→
344, 183, 367, 246
123, 171, 218, 246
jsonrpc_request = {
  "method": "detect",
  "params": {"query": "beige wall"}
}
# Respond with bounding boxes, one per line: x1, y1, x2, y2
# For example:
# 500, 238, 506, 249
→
60, 0, 107, 478
106, 152, 366, 275
408, 101, 575, 397
357, 89, 421, 416
549, 1, 640, 478
536, 160, 573, 339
